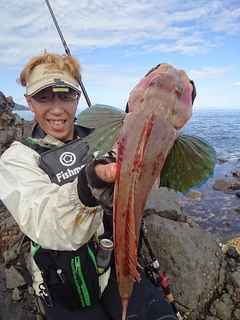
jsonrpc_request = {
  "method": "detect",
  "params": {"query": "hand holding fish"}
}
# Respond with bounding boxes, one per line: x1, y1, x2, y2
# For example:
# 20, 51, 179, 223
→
77, 63, 216, 320
94, 162, 118, 183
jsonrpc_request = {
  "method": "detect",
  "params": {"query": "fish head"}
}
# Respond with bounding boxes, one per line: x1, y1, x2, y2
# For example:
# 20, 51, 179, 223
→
128, 63, 193, 130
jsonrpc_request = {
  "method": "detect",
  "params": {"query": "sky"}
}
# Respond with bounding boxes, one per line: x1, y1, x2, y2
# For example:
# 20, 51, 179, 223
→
0, 0, 240, 114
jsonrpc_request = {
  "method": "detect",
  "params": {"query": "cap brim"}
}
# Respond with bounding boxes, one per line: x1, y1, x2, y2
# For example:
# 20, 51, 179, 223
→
26, 64, 81, 96
29, 80, 81, 96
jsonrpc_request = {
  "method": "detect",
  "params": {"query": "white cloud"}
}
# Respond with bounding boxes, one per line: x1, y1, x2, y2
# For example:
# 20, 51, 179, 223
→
232, 82, 240, 87
1, 0, 240, 68
82, 63, 140, 86
139, 33, 217, 56
1, 0, 240, 109
189, 66, 234, 79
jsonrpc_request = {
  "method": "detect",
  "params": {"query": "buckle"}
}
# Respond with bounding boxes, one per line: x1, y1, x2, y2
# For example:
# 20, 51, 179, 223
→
39, 283, 54, 308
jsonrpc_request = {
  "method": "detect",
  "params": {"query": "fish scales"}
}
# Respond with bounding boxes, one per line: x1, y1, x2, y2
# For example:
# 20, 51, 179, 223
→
113, 67, 192, 320
76, 64, 206, 320
114, 108, 178, 320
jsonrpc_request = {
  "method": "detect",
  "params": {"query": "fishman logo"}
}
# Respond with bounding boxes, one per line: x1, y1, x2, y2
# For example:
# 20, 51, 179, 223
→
55, 151, 83, 183
60, 152, 76, 166
56, 165, 84, 184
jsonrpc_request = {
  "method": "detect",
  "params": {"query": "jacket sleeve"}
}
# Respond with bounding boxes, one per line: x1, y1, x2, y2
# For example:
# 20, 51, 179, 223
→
0, 141, 103, 251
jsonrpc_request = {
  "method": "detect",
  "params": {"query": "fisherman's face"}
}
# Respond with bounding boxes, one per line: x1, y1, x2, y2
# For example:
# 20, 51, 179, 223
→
25, 87, 79, 141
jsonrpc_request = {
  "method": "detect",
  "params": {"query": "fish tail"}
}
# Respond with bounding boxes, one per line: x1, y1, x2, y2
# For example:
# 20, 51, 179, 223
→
121, 299, 128, 320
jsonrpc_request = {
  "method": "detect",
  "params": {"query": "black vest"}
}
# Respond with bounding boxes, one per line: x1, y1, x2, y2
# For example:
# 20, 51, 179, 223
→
21, 124, 103, 310
24, 123, 93, 185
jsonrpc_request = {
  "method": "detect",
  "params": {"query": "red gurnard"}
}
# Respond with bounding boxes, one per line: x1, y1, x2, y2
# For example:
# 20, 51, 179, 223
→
77, 63, 215, 320
114, 63, 193, 320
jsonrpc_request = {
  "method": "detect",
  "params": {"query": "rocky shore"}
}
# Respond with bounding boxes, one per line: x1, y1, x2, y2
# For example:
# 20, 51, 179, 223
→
1, 91, 240, 320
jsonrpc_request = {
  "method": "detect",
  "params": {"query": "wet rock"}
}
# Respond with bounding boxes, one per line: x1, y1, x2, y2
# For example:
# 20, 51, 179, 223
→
218, 158, 228, 164
209, 299, 232, 319
232, 171, 240, 179
229, 182, 240, 190
213, 180, 232, 191
185, 190, 202, 201
235, 207, 240, 214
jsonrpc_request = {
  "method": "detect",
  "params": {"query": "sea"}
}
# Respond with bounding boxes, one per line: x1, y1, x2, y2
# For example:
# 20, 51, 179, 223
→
15, 108, 240, 160
181, 108, 240, 243
15, 108, 240, 242
182, 108, 240, 161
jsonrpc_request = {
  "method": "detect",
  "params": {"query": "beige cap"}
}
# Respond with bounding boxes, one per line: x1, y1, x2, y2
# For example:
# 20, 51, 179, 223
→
26, 63, 81, 95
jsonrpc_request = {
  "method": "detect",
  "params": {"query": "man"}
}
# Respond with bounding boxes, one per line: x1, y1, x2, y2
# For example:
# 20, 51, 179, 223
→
0, 50, 181, 319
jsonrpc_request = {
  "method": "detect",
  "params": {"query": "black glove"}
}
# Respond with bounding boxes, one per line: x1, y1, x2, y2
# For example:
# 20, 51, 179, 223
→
85, 157, 116, 215
77, 157, 116, 214
77, 166, 99, 207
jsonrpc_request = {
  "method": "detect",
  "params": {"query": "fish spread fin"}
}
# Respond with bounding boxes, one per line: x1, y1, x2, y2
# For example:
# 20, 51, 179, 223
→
160, 134, 217, 194
77, 104, 125, 159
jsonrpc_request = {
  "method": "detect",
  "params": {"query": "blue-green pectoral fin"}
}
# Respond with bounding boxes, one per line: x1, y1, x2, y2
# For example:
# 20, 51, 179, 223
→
160, 134, 217, 194
77, 104, 125, 159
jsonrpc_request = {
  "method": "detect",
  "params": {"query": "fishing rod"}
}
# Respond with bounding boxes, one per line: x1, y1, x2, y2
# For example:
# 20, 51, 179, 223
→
140, 219, 183, 320
44, 0, 92, 107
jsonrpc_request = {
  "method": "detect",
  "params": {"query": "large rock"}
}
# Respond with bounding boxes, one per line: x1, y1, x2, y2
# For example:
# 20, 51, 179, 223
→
142, 213, 224, 319
145, 186, 187, 222
0, 91, 15, 110
5, 265, 26, 289
0, 91, 33, 155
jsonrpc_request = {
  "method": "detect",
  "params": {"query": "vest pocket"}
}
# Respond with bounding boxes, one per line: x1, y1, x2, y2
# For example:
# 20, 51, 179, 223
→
34, 244, 100, 310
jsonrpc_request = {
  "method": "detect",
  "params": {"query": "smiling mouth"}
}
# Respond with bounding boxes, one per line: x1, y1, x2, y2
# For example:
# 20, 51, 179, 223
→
48, 120, 66, 125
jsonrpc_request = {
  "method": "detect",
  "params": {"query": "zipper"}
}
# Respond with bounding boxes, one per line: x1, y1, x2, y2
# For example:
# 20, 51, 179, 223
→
74, 256, 91, 307
87, 244, 98, 271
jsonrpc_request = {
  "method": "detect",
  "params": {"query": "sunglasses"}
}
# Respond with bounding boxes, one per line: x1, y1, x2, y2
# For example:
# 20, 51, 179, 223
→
31, 88, 80, 102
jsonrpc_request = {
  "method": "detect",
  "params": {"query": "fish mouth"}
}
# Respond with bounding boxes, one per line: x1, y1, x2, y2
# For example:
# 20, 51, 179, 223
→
128, 66, 193, 120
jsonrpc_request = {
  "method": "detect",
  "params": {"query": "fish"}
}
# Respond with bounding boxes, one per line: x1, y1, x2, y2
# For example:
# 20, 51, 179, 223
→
77, 63, 216, 319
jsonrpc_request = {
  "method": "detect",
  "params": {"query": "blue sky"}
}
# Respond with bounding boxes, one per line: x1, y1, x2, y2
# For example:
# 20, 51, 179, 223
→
0, 0, 240, 113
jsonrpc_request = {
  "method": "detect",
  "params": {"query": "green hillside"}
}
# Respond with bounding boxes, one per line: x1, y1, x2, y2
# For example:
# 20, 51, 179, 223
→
13, 103, 29, 111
